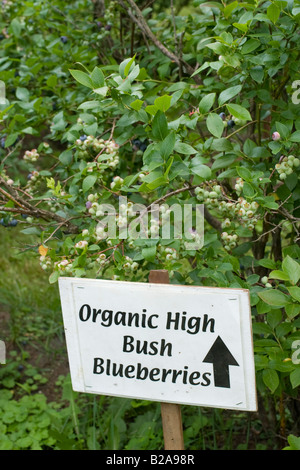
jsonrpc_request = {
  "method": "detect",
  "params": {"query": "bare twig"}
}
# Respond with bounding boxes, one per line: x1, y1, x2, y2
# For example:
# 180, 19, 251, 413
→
0, 177, 79, 234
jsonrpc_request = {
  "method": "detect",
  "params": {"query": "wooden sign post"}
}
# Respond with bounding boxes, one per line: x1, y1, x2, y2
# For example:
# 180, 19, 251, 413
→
148, 270, 184, 450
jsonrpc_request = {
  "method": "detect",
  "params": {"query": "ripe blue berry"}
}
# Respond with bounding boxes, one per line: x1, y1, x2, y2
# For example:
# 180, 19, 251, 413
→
139, 142, 148, 152
9, 219, 18, 227
60, 36, 68, 44
227, 119, 235, 128
219, 112, 226, 120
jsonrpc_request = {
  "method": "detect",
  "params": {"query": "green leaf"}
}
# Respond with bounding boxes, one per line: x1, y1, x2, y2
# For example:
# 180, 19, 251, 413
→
93, 86, 108, 97
284, 435, 300, 450
211, 138, 233, 152
258, 289, 291, 307
287, 286, 300, 302
232, 23, 248, 33
267, 309, 282, 329
130, 99, 143, 111
290, 130, 300, 142
211, 154, 236, 170
290, 369, 300, 389
82, 174, 97, 193
267, 3, 280, 24
154, 95, 172, 112
10, 18, 22, 37
49, 271, 60, 284
242, 181, 255, 198
262, 368, 279, 393
59, 150, 73, 166
198, 93, 216, 113
119, 56, 136, 78
152, 111, 168, 141
285, 303, 300, 319
268, 270, 290, 281
282, 256, 300, 285
224, 1, 238, 18
241, 39, 260, 55
91, 67, 105, 88
190, 164, 211, 179
250, 66, 264, 83
146, 176, 168, 190
258, 259, 277, 269
4, 133, 19, 147
218, 85, 242, 106
275, 121, 289, 139
69, 69, 94, 89
236, 167, 252, 181
124, 55, 136, 77
174, 141, 197, 155
160, 132, 176, 160
226, 103, 251, 121
46, 75, 58, 88
206, 113, 224, 138
16, 87, 29, 102
142, 245, 157, 262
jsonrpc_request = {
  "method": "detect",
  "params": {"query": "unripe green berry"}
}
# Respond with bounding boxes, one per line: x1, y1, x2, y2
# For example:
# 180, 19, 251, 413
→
293, 158, 300, 167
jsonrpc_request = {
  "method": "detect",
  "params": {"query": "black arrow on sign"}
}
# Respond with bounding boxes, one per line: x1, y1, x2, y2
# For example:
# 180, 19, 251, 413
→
203, 336, 239, 388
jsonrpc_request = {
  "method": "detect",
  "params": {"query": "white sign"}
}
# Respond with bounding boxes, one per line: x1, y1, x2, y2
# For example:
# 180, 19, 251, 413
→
58, 277, 257, 412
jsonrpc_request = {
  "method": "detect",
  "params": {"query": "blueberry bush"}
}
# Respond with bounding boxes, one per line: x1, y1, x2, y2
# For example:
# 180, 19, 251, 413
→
1, 0, 300, 449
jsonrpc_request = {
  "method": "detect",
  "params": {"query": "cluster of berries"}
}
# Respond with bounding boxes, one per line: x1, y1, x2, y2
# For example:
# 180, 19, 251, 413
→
40, 255, 53, 272
122, 256, 139, 273
234, 177, 244, 194
261, 276, 272, 288
218, 113, 246, 129
23, 149, 39, 162
25, 171, 40, 195
220, 197, 259, 231
195, 181, 260, 250
157, 244, 178, 262
75, 134, 120, 169
195, 184, 222, 209
86, 193, 110, 222
0, 169, 13, 186
221, 232, 239, 251
275, 155, 300, 180
0, 217, 18, 227
95, 252, 108, 267
95, 0, 115, 34
131, 139, 148, 153
45, 197, 61, 213
1, 0, 13, 12
110, 175, 124, 190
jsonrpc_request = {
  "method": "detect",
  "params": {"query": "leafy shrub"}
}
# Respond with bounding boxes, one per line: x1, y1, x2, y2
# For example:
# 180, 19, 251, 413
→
1, 0, 300, 447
